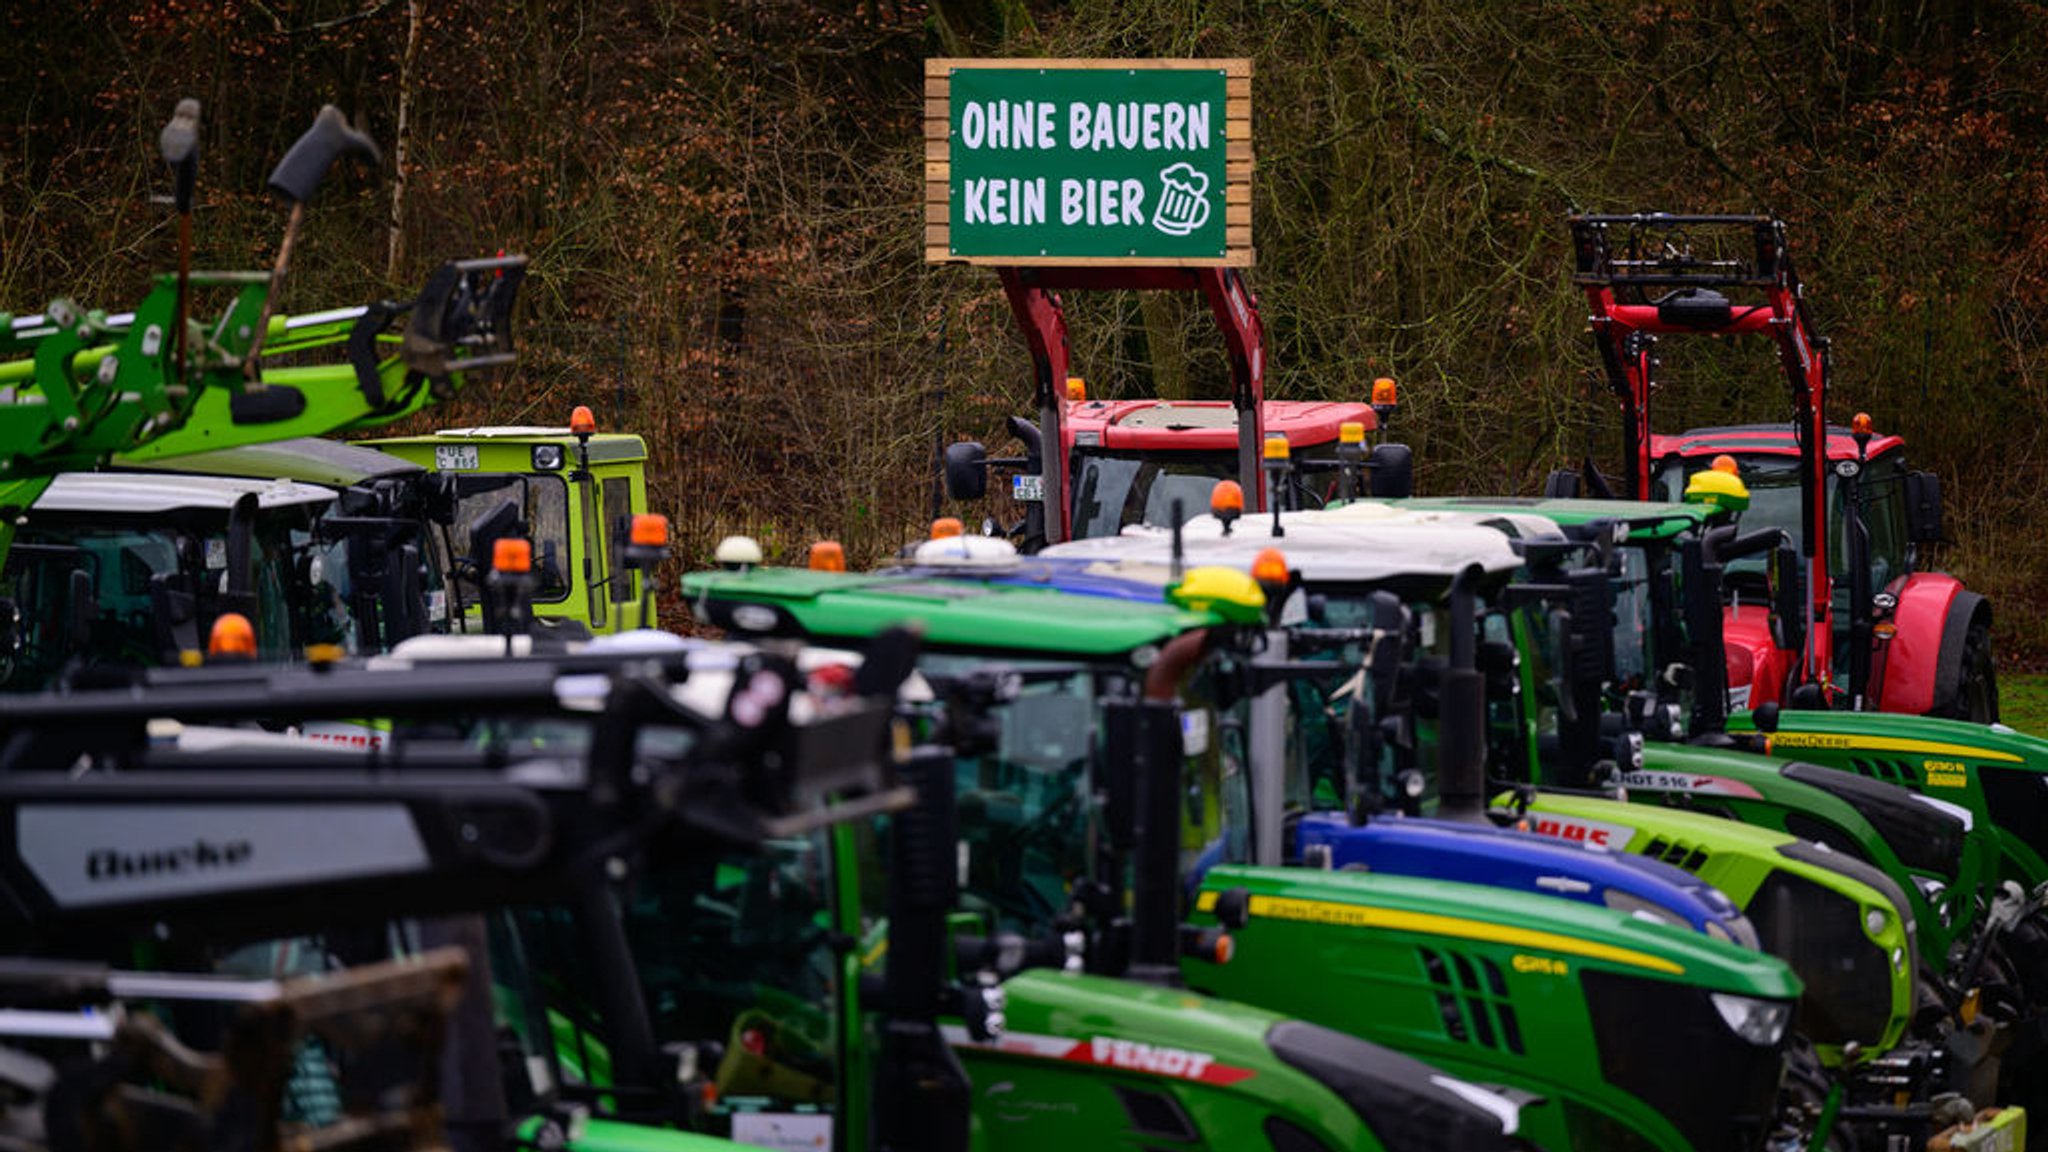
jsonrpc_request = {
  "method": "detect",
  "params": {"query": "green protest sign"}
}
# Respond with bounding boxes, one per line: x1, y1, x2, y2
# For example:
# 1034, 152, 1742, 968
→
925, 59, 1252, 266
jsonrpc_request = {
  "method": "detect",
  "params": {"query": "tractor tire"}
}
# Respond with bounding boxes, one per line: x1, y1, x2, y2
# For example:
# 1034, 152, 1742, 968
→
1934, 619, 1999, 725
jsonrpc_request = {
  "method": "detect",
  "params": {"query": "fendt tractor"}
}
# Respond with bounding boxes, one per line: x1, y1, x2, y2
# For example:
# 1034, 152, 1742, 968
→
1557, 213, 1994, 723
687, 541, 1811, 1152
940, 265, 1411, 546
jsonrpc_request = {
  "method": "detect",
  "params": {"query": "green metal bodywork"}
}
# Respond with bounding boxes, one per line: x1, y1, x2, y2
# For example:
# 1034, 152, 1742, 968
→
954, 970, 1416, 1151
357, 429, 652, 634
684, 563, 1804, 1152
1516, 790, 1914, 1060
1732, 708, 2048, 891
1187, 863, 1799, 1152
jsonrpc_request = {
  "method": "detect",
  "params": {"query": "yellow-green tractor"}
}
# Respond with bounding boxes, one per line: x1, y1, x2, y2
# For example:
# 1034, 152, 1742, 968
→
357, 408, 653, 635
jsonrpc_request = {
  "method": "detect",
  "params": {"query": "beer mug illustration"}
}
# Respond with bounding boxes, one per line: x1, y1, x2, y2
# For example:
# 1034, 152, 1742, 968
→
1154, 162, 1211, 237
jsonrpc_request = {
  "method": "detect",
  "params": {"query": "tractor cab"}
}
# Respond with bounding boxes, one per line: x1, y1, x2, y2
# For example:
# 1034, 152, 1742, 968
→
1649, 424, 1924, 597
0, 472, 343, 689
942, 266, 1410, 549
1061, 398, 1383, 538
119, 436, 454, 653
356, 412, 653, 636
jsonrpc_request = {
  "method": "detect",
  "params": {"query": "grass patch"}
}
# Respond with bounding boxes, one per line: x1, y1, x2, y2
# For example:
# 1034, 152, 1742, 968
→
2001, 672, 2048, 738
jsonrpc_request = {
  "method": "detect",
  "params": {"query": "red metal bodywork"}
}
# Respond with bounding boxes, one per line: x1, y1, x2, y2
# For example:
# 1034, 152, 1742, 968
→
999, 266, 1268, 543
1065, 399, 1376, 451
1873, 571, 1970, 715
1650, 427, 1907, 465
1720, 608, 1786, 711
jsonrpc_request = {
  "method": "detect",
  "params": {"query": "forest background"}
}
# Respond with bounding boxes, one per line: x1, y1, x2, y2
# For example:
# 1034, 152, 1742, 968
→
5, 0, 2047, 661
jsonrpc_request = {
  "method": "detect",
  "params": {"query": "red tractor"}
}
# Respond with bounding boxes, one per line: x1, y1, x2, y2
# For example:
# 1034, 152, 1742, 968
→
1554, 213, 1996, 722
943, 266, 1410, 547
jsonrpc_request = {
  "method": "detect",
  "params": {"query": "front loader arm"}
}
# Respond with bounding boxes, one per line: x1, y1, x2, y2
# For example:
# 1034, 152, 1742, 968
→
0, 256, 525, 473
1569, 213, 1836, 694
121, 255, 528, 459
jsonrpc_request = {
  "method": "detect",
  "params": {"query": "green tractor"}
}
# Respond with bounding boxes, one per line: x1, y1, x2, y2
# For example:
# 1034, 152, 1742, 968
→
1034, 500, 2022, 1143
686, 549, 1805, 1151
1395, 497, 2013, 970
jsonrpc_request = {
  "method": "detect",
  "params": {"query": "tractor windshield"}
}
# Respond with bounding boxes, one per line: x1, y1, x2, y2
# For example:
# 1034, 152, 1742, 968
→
441, 474, 573, 605
919, 654, 1103, 932
1068, 448, 1238, 539
1652, 454, 1911, 594
493, 830, 848, 1139
0, 507, 349, 689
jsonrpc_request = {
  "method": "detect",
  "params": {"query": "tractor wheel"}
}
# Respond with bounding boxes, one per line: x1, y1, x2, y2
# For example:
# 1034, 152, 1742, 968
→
1936, 619, 2000, 725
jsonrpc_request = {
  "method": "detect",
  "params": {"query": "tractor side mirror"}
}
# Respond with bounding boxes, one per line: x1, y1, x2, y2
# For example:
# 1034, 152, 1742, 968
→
1367, 442, 1414, 499
1768, 542, 1805, 657
1904, 470, 1944, 544
1541, 469, 1581, 499
943, 441, 988, 502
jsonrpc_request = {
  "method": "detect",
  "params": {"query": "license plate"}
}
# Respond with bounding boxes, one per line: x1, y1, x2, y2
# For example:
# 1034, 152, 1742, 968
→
434, 444, 479, 471
1011, 474, 1044, 502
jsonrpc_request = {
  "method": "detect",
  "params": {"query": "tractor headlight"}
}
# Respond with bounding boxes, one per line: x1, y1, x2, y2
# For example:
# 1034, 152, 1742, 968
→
532, 444, 565, 470
1710, 992, 1791, 1047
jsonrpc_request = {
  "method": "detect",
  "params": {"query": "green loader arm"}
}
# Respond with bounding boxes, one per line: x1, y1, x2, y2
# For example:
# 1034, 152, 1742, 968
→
0, 255, 525, 473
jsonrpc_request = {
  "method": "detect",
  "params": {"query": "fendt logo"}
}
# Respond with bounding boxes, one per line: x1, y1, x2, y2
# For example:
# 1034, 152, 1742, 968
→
86, 838, 253, 881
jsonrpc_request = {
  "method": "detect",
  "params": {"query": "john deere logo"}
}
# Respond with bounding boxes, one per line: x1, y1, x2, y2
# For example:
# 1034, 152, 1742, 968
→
86, 838, 253, 881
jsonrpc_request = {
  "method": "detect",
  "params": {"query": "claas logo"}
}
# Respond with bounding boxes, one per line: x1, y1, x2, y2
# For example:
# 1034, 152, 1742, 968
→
1531, 818, 1613, 849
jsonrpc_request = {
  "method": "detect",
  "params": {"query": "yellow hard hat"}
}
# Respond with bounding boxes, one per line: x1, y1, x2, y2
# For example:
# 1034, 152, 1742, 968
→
1684, 462, 1751, 513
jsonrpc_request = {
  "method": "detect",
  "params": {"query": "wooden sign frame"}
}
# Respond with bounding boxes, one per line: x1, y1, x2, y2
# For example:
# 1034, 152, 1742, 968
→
924, 58, 1253, 267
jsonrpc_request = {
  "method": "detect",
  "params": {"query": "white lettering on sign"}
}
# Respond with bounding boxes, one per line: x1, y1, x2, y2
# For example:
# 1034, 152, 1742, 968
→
1089, 1037, 1215, 1081
959, 101, 1058, 150
963, 178, 1048, 227
1067, 102, 1211, 152
1059, 179, 1146, 227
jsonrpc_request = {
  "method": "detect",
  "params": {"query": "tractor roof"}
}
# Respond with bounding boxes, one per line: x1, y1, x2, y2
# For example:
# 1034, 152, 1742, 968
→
356, 427, 647, 464
30, 472, 338, 516
1394, 496, 1715, 542
119, 437, 423, 488
1044, 504, 1526, 584
1065, 399, 1376, 451
682, 566, 1221, 657
1651, 423, 1905, 463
